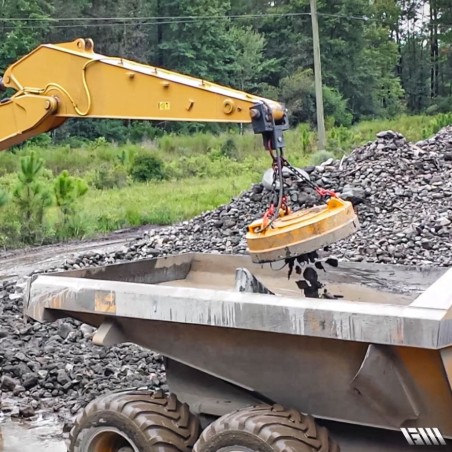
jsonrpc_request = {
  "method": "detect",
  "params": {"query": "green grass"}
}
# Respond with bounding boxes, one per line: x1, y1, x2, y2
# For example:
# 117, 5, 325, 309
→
2, 113, 450, 179
78, 174, 257, 231
0, 112, 451, 248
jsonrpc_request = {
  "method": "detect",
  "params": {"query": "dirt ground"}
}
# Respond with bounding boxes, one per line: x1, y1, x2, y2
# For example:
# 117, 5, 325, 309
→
0, 225, 155, 280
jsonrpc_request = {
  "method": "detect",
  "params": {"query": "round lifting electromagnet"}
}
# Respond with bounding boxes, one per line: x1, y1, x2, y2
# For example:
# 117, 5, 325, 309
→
246, 102, 359, 264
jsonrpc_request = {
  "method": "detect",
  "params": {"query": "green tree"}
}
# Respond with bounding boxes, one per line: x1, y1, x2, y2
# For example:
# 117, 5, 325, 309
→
430, 0, 452, 108
254, 1, 313, 86
158, 0, 239, 85
241, 0, 405, 119
395, 0, 452, 114
13, 151, 53, 244
229, 26, 277, 92
315, 0, 403, 118
1, 0, 450, 142
53, 170, 88, 239
279, 69, 352, 127
0, 0, 52, 71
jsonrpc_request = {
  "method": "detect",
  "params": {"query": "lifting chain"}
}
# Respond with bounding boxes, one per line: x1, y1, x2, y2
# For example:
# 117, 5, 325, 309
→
250, 100, 338, 233
282, 158, 338, 199
258, 151, 338, 233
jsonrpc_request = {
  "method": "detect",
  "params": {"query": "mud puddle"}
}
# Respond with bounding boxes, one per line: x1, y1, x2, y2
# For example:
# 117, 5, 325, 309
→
0, 417, 66, 452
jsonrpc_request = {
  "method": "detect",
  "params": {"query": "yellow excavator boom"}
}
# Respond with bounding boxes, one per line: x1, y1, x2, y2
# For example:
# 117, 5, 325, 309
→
0, 38, 358, 263
0, 38, 285, 151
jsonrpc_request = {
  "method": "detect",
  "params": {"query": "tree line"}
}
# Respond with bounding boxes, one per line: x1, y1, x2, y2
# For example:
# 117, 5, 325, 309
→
1, 0, 451, 141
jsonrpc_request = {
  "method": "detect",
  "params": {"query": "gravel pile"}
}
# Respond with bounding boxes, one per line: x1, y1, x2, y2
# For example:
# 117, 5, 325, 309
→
51, 126, 452, 269
0, 279, 166, 426
323, 128, 452, 266
1, 126, 452, 424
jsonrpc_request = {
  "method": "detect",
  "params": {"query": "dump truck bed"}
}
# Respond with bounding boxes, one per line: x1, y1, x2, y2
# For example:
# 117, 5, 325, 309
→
25, 253, 451, 348
24, 253, 452, 449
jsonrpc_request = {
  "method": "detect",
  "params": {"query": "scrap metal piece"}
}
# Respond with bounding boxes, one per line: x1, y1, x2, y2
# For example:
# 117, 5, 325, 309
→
325, 258, 339, 267
235, 268, 274, 295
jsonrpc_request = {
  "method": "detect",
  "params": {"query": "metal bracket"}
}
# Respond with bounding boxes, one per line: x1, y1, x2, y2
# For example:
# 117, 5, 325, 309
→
93, 319, 126, 346
250, 101, 289, 151
351, 345, 420, 427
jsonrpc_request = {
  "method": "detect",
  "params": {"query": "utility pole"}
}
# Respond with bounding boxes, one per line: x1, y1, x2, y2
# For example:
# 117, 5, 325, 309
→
310, 0, 326, 150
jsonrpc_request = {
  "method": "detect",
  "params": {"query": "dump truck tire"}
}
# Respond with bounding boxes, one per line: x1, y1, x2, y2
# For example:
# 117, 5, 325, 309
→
69, 390, 200, 452
194, 404, 339, 452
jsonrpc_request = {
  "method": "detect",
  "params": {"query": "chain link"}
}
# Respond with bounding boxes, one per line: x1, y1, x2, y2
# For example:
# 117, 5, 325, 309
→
256, 154, 337, 233
282, 158, 338, 199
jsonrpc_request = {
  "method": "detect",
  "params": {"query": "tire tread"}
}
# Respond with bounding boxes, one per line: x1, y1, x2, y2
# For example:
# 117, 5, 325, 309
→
69, 390, 199, 451
194, 403, 339, 452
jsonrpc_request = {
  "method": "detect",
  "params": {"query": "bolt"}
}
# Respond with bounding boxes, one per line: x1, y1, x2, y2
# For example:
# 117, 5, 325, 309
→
250, 108, 260, 119
44, 100, 51, 110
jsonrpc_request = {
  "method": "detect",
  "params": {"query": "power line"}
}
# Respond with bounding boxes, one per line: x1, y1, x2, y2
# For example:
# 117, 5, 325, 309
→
2, 19, 187, 30
0, 12, 381, 31
0, 11, 373, 23
1, 12, 449, 31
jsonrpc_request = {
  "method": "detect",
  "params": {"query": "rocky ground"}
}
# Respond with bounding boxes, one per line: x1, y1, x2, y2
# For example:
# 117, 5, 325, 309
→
1, 126, 452, 431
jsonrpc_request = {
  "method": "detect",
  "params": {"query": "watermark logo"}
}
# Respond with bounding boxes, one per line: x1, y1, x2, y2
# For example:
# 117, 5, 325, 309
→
401, 428, 447, 446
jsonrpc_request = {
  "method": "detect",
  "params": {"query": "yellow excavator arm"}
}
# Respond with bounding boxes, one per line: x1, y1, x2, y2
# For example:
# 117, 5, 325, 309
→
0, 38, 358, 263
0, 38, 286, 151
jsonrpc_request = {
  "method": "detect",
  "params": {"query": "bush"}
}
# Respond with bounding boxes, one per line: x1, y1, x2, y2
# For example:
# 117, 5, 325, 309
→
128, 122, 163, 142
220, 137, 239, 159
323, 87, 353, 127
431, 112, 452, 133
0, 204, 20, 248
125, 207, 143, 226
92, 164, 130, 189
116, 146, 139, 169
88, 136, 108, 150
57, 212, 89, 240
297, 124, 315, 154
129, 154, 166, 182
327, 126, 354, 153
97, 213, 124, 232
26, 133, 52, 147
65, 136, 89, 149
0, 152, 19, 176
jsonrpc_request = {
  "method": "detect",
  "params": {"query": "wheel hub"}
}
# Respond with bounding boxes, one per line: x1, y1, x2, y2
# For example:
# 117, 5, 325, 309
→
86, 427, 139, 452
